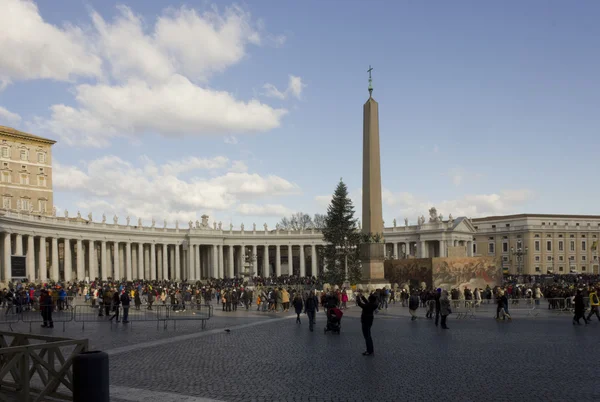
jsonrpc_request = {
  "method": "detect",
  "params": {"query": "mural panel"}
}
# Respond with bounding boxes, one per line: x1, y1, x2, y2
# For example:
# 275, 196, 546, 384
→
432, 257, 501, 291
384, 259, 433, 288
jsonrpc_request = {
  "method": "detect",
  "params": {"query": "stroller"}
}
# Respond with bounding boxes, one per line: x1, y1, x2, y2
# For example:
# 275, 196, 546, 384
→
324, 307, 343, 334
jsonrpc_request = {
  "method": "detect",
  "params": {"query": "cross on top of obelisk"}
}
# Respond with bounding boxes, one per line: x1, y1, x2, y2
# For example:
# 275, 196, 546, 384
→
367, 65, 373, 97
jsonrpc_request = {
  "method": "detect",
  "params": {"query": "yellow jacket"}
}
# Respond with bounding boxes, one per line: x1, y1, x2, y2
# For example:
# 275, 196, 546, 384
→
589, 291, 599, 306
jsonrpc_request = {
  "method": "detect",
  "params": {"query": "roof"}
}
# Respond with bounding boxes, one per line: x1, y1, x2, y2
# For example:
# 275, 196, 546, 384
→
472, 213, 600, 222
0, 125, 56, 145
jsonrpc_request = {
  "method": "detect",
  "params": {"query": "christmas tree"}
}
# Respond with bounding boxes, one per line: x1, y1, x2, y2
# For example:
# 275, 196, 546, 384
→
321, 179, 362, 287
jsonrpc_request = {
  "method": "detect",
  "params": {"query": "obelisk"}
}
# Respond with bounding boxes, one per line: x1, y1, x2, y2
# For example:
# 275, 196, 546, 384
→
361, 66, 386, 283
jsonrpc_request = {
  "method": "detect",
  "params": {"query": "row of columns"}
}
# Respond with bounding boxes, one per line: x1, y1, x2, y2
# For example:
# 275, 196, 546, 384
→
1, 233, 322, 282
386, 239, 473, 258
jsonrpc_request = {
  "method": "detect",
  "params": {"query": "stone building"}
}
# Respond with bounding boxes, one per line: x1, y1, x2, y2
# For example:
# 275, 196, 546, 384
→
0, 125, 55, 214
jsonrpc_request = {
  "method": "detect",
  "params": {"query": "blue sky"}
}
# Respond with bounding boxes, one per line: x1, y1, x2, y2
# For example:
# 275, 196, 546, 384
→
1, 0, 599, 227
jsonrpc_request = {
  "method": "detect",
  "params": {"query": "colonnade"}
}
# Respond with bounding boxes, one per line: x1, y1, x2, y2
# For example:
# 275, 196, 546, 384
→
0, 232, 323, 283
385, 239, 473, 259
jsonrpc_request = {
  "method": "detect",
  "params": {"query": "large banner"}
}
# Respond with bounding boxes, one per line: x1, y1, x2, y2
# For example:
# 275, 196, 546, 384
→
432, 257, 502, 291
11, 256, 26, 278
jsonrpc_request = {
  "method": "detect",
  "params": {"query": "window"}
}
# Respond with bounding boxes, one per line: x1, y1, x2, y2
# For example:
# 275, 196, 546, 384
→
1, 171, 10, 183
547, 256, 552, 261
559, 256, 564, 261
559, 266, 564, 272
558, 234, 563, 238
502, 242, 508, 253
502, 256, 508, 262
2, 162, 7, 167
19, 174, 29, 185
1, 147, 8, 158
535, 241, 540, 252
37, 153, 45, 163
2, 197, 10, 209
535, 256, 540, 262
472, 243, 477, 254
547, 234, 552, 238
506, 224, 510, 227
582, 256, 586, 261
570, 234, 575, 238
582, 266, 587, 271
491, 225, 496, 229
546, 241, 552, 252
576, 223, 580, 226
488, 237, 494, 240
570, 241, 575, 251
474, 226, 478, 230
37, 176, 45, 187
488, 243, 495, 254
570, 256, 575, 261
20, 198, 29, 210
535, 267, 540, 272
582, 241, 587, 251
534, 234, 540, 238
582, 235, 586, 238
38, 200, 47, 213
559, 241, 564, 251
19, 150, 27, 161
542, 222, 546, 226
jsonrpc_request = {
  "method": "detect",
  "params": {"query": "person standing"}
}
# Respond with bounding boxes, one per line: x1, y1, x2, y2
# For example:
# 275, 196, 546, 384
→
408, 291, 420, 321
573, 289, 589, 325
304, 291, 319, 332
293, 294, 304, 324
439, 290, 451, 330
40, 289, 54, 328
109, 290, 120, 322
434, 288, 442, 326
357, 293, 378, 356
120, 289, 131, 324
586, 287, 599, 322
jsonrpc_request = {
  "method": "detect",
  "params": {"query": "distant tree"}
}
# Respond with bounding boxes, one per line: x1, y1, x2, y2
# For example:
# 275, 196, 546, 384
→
312, 213, 326, 229
278, 212, 313, 230
321, 179, 362, 286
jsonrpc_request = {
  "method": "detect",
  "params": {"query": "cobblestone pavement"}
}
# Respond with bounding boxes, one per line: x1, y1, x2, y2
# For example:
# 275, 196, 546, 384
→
96, 304, 600, 402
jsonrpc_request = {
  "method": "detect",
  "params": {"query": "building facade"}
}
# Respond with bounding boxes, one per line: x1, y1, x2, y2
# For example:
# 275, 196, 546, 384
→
0, 125, 55, 215
472, 214, 600, 275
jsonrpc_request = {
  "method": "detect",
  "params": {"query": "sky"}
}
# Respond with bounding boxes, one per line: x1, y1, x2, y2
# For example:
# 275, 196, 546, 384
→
1, 0, 599, 228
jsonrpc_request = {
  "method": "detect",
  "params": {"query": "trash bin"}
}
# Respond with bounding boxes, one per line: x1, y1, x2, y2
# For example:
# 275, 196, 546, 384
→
73, 350, 109, 402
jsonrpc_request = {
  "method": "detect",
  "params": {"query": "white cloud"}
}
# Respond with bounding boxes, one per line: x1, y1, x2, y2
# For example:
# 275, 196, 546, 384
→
6, 3, 289, 147
263, 75, 305, 100
0, 0, 102, 89
224, 135, 238, 145
229, 160, 248, 173
161, 156, 229, 176
53, 155, 298, 223
315, 195, 331, 208
383, 188, 535, 222
236, 203, 292, 216
0, 106, 21, 124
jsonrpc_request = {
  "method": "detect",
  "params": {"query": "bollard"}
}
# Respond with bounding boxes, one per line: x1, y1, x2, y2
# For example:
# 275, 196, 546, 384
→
73, 351, 109, 402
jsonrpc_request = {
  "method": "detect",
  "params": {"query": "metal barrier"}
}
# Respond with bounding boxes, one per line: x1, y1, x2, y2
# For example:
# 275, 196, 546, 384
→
21, 307, 74, 332
166, 303, 213, 329
0, 331, 88, 401
546, 298, 570, 315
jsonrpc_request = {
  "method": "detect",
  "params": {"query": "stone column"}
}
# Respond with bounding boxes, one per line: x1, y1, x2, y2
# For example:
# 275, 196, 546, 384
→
157, 247, 163, 280
195, 244, 201, 280
138, 243, 144, 280
119, 246, 125, 278
175, 244, 181, 280
3, 233, 11, 282
101, 241, 107, 280
113, 242, 121, 279
311, 244, 317, 276
64, 239, 71, 282
76, 239, 83, 281
275, 245, 281, 276
144, 245, 150, 279
150, 243, 156, 280
162, 244, 168, 280
264, 245, 270, 277
88, 240, 96, 281
51, 237, 59, 282
15, 234, 23, 255
287, 244, 293, 275
300, 245, 306, 277
39, 236, 47, 281
126, 242, 132, 280
228, 245, 234, 278
187, 244, 193, 280
439, 240, 446, 258
212, 245, 218, 279
419, 241, 426, 258
26, 235, 35, 281
219, 245, 224, 278
393, 242, 398, 258
467, 241, 473, 257
169, 245, 175, 280
252, 245, 258, 274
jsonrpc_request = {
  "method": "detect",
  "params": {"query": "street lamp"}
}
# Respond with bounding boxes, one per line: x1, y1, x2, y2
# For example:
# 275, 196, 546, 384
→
511, 246, 528, 276
335, 236, 357, 287
241, 246, 257, 285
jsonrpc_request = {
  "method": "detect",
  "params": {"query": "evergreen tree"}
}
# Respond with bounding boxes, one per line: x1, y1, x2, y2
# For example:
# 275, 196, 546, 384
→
321, 179, 362, 286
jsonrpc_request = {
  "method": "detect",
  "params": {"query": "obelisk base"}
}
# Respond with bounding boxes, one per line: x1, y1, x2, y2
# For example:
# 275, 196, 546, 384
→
358, 243, 390, 291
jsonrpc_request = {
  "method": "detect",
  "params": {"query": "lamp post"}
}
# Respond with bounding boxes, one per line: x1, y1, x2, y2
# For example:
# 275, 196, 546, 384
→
241, 246, 257, 285
511, 246, 528, 276
335, 236, 357, 287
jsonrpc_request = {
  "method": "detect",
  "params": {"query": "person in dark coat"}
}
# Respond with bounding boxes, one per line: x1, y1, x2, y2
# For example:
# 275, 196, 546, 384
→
434, 288, 442, 326
303, 290, 319, 332
357, 293, 378, 356
573, 289, 589, 325
134, 289, 142, 310
109, 290, 120, 322
40, 290, 54, 328
120, 290, 131, 324
292, 294, 304, 324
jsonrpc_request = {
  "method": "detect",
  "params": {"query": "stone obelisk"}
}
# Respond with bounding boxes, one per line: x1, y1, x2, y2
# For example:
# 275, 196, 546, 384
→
360, 66, 386, 283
